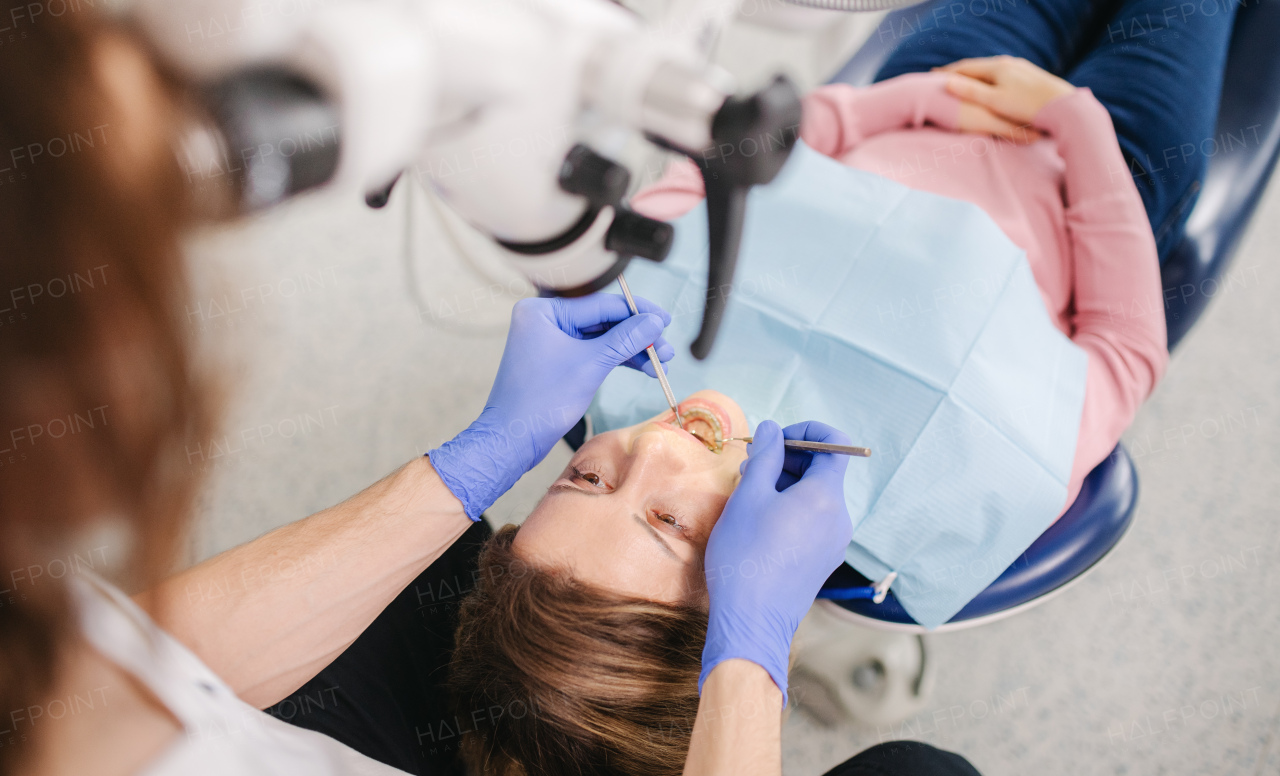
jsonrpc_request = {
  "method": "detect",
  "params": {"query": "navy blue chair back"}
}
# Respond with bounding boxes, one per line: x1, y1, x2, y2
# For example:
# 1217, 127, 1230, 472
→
821, 0, 1280, 626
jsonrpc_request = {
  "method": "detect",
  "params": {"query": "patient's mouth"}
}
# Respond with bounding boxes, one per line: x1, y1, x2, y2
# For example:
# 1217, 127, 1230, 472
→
679, 408, 723, 453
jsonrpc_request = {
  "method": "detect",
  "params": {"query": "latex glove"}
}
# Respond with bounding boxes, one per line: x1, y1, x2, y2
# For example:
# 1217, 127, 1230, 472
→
701, 420, 854, 700
430, 294, 673, 520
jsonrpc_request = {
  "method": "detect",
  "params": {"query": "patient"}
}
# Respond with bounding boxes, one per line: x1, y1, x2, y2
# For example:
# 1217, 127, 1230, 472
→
450, 0, 1239, 772
449, 390, 744, 776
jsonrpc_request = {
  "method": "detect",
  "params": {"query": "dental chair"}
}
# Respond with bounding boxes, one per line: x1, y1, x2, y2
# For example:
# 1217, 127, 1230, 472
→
793, 0, 1280, 725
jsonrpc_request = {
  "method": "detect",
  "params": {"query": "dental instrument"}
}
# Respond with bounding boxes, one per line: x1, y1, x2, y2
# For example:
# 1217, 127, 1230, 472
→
725, 438, 872, 457
615, 274, 684, 430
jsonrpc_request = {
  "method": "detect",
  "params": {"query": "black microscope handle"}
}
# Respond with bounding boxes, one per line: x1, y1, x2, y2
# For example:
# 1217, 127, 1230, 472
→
691, 176, 747, 360
687, 75, 802, 360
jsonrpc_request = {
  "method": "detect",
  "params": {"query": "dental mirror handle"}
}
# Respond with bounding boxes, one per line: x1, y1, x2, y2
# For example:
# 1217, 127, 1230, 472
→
725, 437, 872, 458
616, 274, 684, 429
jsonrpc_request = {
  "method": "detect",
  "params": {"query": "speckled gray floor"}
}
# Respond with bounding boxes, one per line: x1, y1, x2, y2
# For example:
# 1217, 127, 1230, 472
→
184, 17, 1280, 776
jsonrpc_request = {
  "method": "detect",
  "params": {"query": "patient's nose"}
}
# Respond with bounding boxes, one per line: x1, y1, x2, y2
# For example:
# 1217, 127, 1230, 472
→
627, 427, 691, 474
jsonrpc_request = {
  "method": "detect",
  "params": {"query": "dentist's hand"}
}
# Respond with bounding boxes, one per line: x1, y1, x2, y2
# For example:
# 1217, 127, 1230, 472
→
701, 420, 854, 700
430, 294, 674, 520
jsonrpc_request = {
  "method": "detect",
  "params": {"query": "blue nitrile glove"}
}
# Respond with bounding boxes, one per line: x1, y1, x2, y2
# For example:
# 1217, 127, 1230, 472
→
700, 420, 854, 700
429, 294, 674, 520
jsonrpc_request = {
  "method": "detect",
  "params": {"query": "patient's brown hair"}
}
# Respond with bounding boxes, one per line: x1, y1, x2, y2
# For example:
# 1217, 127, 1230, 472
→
450, 526, 707, 776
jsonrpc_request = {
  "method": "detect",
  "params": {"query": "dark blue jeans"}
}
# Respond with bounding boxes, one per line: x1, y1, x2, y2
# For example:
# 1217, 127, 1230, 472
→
874, 0, 1241, 260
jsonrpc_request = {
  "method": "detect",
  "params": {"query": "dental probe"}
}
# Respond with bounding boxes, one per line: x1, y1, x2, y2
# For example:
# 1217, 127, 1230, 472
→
724, 438, 872, 458
615, 274, 684, 430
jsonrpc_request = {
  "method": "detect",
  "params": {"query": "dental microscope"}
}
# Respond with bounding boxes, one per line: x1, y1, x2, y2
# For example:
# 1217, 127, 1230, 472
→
127, 0, 923, 357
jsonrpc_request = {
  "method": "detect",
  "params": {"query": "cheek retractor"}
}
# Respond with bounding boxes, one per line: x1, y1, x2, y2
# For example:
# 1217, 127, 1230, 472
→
679, 408, 724, 453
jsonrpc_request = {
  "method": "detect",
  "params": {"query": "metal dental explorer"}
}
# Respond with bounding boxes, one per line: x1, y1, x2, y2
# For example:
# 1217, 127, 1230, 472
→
615, 274, 683, 430
723, 437, 872, 458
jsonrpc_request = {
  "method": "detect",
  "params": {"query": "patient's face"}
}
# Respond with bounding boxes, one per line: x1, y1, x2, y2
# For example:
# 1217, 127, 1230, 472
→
514, 390, 749, 606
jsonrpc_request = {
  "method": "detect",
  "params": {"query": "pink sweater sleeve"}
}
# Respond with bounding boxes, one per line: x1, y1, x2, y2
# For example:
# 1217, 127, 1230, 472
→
631, 72, 963, 221
1032, 89, 1169, 509
798, 72, 962, 157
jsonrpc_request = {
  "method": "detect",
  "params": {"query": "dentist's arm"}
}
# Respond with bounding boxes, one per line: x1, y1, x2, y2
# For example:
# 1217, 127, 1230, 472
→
143, 457, 473, 708
145, 294, 673, 708
685, 420, 854, 776
686, 660, 784, 776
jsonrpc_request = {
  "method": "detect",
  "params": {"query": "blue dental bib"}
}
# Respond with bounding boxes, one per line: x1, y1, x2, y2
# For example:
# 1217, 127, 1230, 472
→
589, 142, 1088, 628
